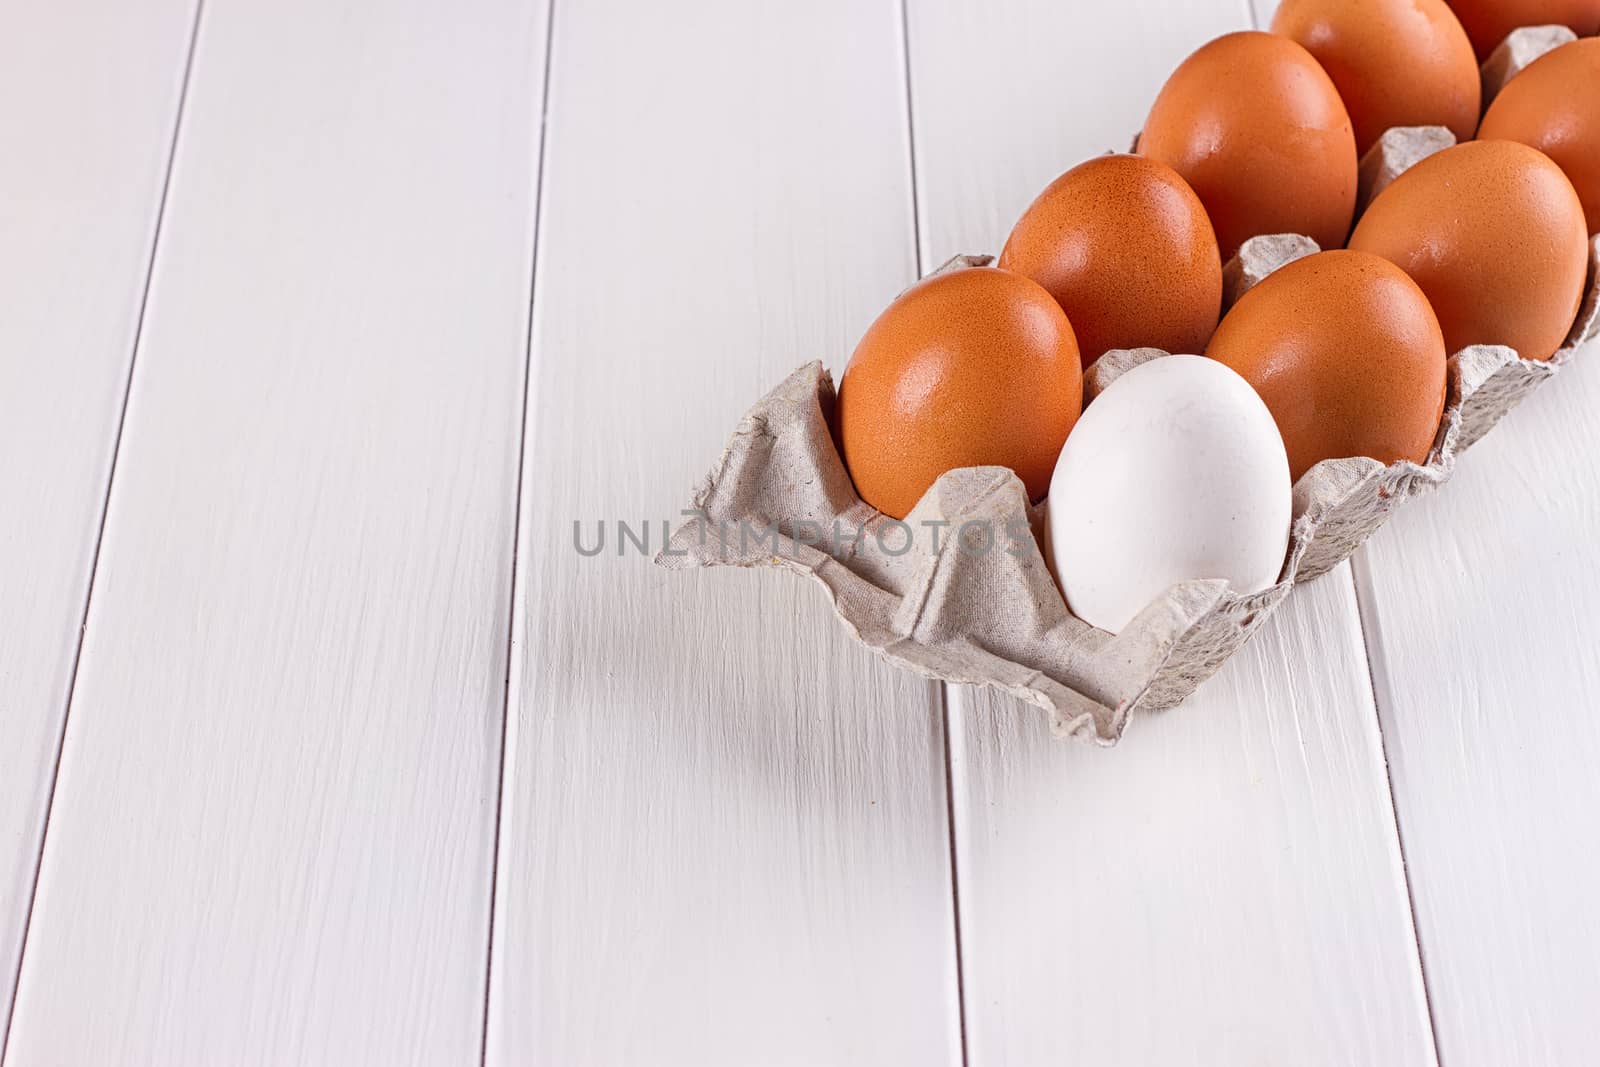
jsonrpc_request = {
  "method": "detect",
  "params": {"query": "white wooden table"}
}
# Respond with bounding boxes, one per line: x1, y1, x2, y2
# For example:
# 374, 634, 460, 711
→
2, 1, 1596, 1063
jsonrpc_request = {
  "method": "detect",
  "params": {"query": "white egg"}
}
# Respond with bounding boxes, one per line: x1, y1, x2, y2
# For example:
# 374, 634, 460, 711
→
1045, 354, 1291, 634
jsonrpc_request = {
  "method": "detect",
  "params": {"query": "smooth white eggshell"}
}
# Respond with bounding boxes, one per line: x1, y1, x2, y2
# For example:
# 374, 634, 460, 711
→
1045, 354, 1291, 634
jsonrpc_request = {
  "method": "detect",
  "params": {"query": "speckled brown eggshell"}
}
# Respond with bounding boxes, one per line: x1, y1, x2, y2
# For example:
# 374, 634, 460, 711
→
1480, 38, 1600, 235
1205, 251, 1447, 484
997, 154, 1222, 369
1348, 140, 1589, 363
836, 268, 1082, 520
1138, 31, 1358, 259
1446, 0, 1600, 59
1271, 0, 1481, 153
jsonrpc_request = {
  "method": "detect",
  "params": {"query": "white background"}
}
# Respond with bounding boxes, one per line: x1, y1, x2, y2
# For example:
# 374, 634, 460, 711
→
1, 0, 1596, 1064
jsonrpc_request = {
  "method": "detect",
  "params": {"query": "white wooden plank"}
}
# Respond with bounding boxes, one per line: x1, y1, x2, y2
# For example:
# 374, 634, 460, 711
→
946, 575, 1435, 1064
0, 0, 197, 1025
1354, 336, 1600, 1066
484, 2, 962, 1064
907, 1, 1439, 1061
2, 0, 549, 1063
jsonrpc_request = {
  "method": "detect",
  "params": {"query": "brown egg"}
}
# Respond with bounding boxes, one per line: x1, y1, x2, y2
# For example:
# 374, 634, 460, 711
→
1446, 0, 1600, 59
1348, 140, 1589, 362
997, 155, 1222, 369
1139, 31, 1358, 258
836, 268, 1082, 520
1271, 0, 1481, 153
1480, 38, 1600, 234
1205, 251, 1447, 482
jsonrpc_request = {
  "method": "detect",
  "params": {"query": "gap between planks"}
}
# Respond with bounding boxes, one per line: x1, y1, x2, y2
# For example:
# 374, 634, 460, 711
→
897, 0, 971, 1062
0, 3, 207, 1061
1351, 552, 1444, 1066
478, 1, 561, 1065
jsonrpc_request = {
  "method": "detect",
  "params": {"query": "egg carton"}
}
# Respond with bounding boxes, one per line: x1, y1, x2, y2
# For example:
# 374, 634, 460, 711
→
656, 30, 1600, 745
1482, 24, 1579, 105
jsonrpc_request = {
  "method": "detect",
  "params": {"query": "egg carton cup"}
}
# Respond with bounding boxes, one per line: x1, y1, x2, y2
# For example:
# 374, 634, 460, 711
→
658, 56, 1600, 743
1482, 24, 1579, 105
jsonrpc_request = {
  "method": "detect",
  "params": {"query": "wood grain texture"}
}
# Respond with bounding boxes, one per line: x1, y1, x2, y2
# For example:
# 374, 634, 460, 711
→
483, 2, 962, 1064
906, 0, 1437, 1061
946, 574, 1435, 1065
0, 0, 197, 1023
2, 0, 549, 1063
1355, 335, 1600, 1066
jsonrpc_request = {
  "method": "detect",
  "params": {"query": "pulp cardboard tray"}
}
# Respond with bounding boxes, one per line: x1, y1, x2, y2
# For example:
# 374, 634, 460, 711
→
656, 29, 1600, 745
